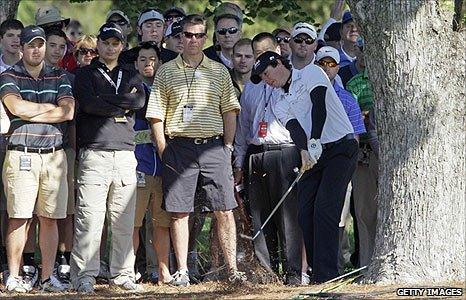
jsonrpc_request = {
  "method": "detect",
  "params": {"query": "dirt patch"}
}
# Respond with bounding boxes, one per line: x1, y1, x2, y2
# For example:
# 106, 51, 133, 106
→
1, 281, 464, 299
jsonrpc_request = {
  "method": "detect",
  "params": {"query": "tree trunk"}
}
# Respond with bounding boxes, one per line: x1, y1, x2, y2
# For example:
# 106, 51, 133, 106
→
0, 0, 20, 22
347, 0, 465, 284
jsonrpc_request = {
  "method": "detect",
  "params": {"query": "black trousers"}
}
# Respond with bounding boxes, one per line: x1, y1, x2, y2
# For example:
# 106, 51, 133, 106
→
247, 145, 302, 276
298, 139, 358, 283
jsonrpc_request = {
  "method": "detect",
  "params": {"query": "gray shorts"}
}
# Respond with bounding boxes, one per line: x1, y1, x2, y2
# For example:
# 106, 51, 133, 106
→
162, 137, 237, 213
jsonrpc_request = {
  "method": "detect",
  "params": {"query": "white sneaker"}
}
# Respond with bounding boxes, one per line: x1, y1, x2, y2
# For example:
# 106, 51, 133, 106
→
169, 270, 190, 287
40, 275, 66, 292
21, 265, 38, 291
56, 264, 72, 290
301, 272, 311, 285
115, 280, 144, 292
6, 276, 28, 293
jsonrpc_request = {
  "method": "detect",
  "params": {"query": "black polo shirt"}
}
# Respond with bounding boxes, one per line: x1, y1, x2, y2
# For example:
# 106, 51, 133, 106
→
74, 58, 145, 151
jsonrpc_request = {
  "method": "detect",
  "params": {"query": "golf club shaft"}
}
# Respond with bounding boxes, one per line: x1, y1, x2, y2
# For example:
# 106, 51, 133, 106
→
251, 170, 304, 240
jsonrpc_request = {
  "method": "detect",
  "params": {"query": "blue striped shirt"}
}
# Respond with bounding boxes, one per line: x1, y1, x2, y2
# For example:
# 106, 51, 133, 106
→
333, 81, 366, 135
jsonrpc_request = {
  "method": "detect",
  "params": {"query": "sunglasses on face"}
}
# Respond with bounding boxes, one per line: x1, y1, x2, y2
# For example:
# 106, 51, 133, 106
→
293, 37, 315, 45
183, 31, 206, 39
78, 48, 97, 55
165, 15, 182, 22
216, 27, 239, 35
110, 20, 128, 27
276, 36, 291, 44
318, 60, 338, 68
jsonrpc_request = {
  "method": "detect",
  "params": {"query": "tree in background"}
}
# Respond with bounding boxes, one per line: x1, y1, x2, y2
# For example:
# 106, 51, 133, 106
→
348, 0, 465, 284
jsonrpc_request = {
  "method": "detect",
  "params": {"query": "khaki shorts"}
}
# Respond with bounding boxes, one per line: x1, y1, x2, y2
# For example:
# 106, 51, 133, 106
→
134, 175, 171, 228
65, 147, 76, 215
2, 149, 68, 219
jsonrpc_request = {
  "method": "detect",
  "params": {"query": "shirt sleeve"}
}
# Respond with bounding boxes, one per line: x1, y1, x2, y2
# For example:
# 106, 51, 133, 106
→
0, 72, 20, 101
145, 66, 167, 121
219, 67, 241, 114
98, 71, 145, 110
56, 72, 74, 103
233, 91, 250, 168
310, 86, 327, 139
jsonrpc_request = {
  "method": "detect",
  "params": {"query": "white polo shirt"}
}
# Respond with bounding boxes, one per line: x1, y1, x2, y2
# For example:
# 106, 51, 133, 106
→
274, 64, 353, 144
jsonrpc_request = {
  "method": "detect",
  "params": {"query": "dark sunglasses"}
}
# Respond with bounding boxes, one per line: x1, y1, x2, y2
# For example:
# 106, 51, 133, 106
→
165, 15, 183, 22
216, 27, 239, 35
183, 31, 206, 39
276, 36, 291, 44
78, 48, 97, 55
109, 20, 128, 27
293, 37, 315, 45
318, 60, 338, 68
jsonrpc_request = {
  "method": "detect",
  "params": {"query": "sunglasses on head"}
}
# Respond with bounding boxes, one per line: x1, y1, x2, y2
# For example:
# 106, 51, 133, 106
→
183, 31, 207, 39
318, 60, 338, 68
293, 37, 315, 45
78, 48, 97, 55
216, 27, 238, 35
276, 36, 290, 44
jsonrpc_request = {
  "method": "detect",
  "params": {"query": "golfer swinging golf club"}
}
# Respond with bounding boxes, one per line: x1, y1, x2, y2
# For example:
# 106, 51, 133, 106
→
249, 51, 359, 283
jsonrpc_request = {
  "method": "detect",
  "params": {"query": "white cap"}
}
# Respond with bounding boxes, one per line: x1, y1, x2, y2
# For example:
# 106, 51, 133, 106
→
138, 9, 164, 27
291, 22, 317, 39
316, 46, 340, 64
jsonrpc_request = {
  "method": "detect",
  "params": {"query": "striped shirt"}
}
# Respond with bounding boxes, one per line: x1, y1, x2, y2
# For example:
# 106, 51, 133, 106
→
0, 61, 73, 148
333, 81, 366, 135
146, 55, 240, 138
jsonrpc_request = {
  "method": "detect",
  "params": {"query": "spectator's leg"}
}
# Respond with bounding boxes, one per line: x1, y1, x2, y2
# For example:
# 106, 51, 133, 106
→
37, 216, 58, 280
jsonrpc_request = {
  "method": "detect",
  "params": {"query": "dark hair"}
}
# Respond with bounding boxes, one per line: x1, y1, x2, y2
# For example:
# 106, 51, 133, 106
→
233, 38, 252, 53
214, 15, 241, 28
0, 19, 24, 37
136, 41, 161, 59
251, 32, 277, 48
45, 28, 67, 41
180, 14, 207, 33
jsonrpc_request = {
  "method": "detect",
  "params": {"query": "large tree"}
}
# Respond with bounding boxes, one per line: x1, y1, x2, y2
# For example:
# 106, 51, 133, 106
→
0, 0, 20, 22
347, 0, 465, 284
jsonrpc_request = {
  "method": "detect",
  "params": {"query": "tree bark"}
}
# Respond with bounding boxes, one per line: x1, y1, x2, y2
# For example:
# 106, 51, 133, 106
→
0, 0, 20, 23
347, 0, 465, 284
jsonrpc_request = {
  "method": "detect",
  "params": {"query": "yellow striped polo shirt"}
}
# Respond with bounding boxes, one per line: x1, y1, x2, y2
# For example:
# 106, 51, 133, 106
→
146, 54, 240, 138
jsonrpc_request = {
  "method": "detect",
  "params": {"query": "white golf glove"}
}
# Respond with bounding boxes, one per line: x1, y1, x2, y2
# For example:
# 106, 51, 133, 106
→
300, 139, 322, 172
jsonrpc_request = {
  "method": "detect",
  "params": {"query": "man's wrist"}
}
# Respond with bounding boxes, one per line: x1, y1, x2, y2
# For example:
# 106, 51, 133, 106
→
225, 143, 234, 152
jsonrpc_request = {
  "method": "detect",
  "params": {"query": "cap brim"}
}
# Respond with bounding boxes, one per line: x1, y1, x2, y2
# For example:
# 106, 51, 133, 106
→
24, 36, 46, 45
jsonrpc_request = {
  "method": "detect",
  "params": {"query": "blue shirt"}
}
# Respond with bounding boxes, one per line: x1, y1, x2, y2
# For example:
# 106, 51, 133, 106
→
333, 81, 366, 135
134, 83, 162, 176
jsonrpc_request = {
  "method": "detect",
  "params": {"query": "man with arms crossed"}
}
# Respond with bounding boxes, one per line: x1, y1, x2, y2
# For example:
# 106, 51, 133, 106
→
0, 25, 74, 293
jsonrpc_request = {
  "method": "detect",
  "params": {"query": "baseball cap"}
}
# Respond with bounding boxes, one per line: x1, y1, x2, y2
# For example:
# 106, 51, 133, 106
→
316, 46, 340, 64
138, 9, 164, 27
213, 2, 243, 24
20, 25, 46, 45
164, 6, 186, 19
35, 6, 70, 27
250, 51, 282, 84
291, 22, 317, 39
106, 10, 130, 24
165, 21, 182, 38
98, 22, 125, 42
324, 22, 341, 42
342, 11, 353, 24
272, 27, 291, 36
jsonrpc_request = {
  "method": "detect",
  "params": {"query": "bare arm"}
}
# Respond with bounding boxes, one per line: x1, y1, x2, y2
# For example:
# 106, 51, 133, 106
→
223, 110, 237, 146
3, 94, 57, 120
149, 118, 166, 158
28, 97, 75, 123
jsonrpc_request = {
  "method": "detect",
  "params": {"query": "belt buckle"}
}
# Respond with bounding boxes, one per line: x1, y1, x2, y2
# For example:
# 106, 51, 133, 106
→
194, 138, 203, 145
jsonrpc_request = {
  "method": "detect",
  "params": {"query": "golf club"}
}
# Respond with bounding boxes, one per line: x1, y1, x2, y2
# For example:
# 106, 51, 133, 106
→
240, 167, 304, 241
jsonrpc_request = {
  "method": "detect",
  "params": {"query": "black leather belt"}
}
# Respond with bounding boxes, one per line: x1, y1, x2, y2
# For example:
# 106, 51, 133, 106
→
7, 145, 63, 154
249, 143, 295, 153
322, 133, 355, 150
168, 135, 222, 145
